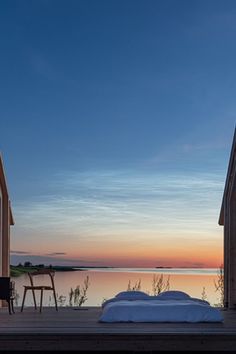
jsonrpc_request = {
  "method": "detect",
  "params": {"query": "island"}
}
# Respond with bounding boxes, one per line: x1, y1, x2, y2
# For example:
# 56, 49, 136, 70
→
10, 263, 81, 277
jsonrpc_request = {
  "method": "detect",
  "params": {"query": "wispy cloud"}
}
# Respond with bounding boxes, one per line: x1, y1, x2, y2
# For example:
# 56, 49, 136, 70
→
182, 142, 228, 153
10, 250, 31, 255
147, 140, 228, 167
47, 252, 67, 256
12, 168, 225, 244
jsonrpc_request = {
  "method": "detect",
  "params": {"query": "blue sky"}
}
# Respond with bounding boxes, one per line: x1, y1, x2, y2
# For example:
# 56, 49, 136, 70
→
0, 0, 235, 266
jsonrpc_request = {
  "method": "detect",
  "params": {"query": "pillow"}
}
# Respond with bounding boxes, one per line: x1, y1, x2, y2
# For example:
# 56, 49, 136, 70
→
190, 297, 210, 305
115, 291, 149, 300
156, 290, 190, 300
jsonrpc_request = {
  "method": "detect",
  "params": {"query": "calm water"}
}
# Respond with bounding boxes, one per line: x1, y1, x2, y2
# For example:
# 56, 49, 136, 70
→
12, 268, 222, 307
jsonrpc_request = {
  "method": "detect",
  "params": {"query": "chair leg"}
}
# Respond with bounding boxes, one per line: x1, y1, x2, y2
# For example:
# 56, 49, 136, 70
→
53, 288, 58, 311
11, 299, 15, 314
40, 289, 43, 313
21, 288, 27, 312
32, 289, 37, 310
7, 300, 11, 315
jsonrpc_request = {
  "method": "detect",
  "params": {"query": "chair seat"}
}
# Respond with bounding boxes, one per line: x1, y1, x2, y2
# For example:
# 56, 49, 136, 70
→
24, 285, 53, 290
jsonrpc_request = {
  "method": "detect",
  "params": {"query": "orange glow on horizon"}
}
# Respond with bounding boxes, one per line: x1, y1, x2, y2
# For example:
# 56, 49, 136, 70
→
65, 242, 223, 268
12, 231, 223, 268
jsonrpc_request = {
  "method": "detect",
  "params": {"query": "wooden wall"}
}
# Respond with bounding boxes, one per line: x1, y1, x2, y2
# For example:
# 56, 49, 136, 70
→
0, 157, 11, 279
0, 184, 2, 276
221, 130, 236, 309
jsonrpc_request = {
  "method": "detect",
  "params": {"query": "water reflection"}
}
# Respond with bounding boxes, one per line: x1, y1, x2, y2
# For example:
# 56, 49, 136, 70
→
12, 268, 220, 307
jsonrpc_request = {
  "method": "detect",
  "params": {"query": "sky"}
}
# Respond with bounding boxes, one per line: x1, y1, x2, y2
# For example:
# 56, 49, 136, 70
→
1, 0, 236, 268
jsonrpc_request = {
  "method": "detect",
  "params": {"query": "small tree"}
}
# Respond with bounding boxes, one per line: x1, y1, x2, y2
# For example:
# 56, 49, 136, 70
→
214, 264, 224, 307
127, 279, 142, 291
14, 289, 20, 307
68, 276, 90, 307
152, 274, 170, 295
57, 294, 67, 307
69, 288, 74, 307
126, 275, 170, 295
201, 286, 208, 302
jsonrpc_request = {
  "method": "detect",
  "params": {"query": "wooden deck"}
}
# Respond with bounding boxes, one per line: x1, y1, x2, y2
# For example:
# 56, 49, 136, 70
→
0, 307, 236, 351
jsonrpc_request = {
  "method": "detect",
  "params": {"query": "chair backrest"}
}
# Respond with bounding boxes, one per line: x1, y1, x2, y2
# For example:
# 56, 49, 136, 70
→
28, 269, 56, 289
0, 277, 11, 299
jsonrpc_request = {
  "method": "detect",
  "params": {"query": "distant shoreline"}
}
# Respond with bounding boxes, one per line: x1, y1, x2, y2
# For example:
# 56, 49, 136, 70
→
10, 264, 220, 277
155, 266, 172, 269
10, 265, 82, 277
10, 264, 113, 277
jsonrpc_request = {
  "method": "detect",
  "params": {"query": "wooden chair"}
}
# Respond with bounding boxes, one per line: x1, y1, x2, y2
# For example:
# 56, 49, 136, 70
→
21, 269, 58, 313
0, 277, 15, 314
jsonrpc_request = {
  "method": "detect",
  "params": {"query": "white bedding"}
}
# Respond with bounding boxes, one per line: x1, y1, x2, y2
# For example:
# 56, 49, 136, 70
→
99, 291, 223, 323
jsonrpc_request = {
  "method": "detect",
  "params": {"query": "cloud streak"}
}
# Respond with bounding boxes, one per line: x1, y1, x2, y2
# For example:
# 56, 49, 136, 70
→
10, 250, 31, 255
12, 168, 225, 244
47, 252, 67, 256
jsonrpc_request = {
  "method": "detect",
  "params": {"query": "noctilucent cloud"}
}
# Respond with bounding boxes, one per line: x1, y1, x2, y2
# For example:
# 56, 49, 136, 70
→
1, 0, 236, 267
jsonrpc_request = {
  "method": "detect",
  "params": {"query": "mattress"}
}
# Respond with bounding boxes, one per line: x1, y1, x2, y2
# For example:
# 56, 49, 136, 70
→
99, 291, 223, 323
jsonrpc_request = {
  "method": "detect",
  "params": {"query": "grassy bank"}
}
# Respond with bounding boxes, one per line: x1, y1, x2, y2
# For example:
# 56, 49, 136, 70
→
10, 265, 80, 277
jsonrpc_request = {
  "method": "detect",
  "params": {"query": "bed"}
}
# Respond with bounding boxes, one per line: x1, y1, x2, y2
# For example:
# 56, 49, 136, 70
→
99, 290, 223, 323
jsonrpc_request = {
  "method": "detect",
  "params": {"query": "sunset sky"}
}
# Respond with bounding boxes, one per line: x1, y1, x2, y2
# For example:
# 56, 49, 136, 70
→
1, 0, 236, 267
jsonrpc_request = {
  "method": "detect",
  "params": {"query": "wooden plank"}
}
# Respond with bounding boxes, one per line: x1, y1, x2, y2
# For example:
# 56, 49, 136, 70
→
0, 307, 235, 333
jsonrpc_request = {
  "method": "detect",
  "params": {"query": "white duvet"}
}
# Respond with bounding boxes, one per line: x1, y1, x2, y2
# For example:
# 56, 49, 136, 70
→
99, 291, 223, 323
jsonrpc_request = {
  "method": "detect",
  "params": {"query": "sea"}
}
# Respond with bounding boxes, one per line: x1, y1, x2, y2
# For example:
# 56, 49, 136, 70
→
12, 267, 222, 307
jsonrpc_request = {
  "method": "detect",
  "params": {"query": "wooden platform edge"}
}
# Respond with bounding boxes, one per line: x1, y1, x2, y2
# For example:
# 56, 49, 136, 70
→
0, 333, 236, 351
